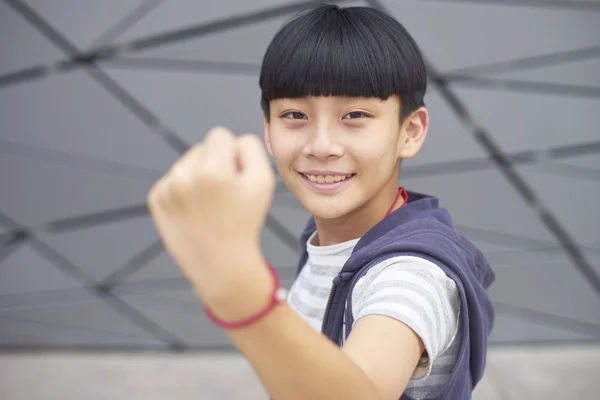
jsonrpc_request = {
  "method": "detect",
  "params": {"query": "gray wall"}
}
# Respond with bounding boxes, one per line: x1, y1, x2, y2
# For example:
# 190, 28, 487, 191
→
1, 0, 600, 350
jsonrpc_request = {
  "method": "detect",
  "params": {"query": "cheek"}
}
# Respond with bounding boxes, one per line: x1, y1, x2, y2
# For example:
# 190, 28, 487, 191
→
347, 129, 399, 177
270, 137, 299, 170
350, 140, 396, 168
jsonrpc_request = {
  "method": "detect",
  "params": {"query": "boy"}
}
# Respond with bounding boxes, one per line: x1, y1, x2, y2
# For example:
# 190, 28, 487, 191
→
148, 4, 495, 400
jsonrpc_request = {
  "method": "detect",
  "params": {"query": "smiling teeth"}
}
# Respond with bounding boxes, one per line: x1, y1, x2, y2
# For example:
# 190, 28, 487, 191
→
304, 174, 352, 183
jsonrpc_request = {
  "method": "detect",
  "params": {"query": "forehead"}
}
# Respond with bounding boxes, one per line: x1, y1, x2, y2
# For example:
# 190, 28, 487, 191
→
271, 95, 399, 109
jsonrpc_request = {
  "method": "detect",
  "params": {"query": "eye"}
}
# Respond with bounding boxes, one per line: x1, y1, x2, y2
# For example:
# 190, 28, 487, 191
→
343, 111, 370, 120
282, 111, 307, 120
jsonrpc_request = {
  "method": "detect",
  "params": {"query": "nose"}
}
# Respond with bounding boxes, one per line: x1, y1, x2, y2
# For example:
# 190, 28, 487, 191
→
303, 122, 344, 160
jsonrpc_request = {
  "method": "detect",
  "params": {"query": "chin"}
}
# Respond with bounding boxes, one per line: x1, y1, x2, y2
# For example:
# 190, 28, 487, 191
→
297, 194, 354, 220
308, 207, 347, 220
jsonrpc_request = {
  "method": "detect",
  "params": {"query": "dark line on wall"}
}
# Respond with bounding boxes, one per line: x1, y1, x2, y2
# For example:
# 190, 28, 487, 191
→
88, 0, 166, 48
530, 162, 600, 183
447, 75, 600, 99
99, 240, 164, 289
418, 0, 600, 12
0, 139, 163, 182
443, 45, 600, 78
0, 267, 299, 313
401, 140, 600, 179
105, 57, 262, 75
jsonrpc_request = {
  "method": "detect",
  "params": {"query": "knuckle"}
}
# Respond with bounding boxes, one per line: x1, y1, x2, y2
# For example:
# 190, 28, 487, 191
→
176, 145, 200, 169
147, 178, 168, 210
238, 133, 259, 145
149, 176, 164, 196
171, 167, 193, 192
206, 126, 233, 141
196, 168, 225, 186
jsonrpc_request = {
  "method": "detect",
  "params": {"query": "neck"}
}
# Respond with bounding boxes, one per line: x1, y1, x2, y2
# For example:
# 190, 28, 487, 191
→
312, 182, 404, 246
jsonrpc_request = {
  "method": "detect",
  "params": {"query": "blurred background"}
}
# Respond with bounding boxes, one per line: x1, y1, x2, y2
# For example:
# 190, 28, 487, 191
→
1, 0, 599, 399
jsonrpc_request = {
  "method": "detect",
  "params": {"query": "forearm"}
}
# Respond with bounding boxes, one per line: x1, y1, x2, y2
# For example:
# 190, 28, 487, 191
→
230, 304, 382, 400
199, 253, 383, 400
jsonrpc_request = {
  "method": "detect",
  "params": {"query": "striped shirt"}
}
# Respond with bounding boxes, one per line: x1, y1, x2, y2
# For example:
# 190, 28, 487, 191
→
287, 231, 461, 399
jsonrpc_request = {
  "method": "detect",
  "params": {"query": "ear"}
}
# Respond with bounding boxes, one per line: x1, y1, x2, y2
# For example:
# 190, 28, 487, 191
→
263, 117, 273, 156
397, 107, 429, 160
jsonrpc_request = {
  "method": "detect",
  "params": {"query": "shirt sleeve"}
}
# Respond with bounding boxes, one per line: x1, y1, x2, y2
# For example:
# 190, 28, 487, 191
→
351, 256, 461, 380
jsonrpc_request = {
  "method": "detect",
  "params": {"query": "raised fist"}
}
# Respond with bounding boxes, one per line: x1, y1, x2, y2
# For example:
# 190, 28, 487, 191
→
147, 127, 275, 296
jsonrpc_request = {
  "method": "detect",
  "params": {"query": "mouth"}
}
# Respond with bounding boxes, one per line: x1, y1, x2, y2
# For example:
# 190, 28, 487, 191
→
299, 172, 355, 183
298, 172, 356, 191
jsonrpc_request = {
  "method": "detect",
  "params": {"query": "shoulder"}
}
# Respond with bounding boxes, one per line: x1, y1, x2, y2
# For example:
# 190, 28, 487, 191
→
351, 256, 460, 322
352, 256, 458, 300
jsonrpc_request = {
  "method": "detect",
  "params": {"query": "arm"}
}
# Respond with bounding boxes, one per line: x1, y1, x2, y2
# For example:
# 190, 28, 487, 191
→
344, 257, 462, 397
343, 315, 424, 399
208, 251, 423, 400
147, 128, 423, 400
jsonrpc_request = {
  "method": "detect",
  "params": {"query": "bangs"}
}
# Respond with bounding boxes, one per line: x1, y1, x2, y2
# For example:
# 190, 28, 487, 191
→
259, 5, 426, 117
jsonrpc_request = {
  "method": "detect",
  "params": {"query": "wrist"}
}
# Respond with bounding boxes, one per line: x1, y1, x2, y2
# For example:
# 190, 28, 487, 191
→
198, 252, 277, 324
186, 243, 262, 296
205, 262, 287, 330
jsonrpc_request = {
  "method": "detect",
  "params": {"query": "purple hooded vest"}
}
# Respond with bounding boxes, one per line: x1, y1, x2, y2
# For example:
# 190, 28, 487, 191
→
296, 191, 495, 400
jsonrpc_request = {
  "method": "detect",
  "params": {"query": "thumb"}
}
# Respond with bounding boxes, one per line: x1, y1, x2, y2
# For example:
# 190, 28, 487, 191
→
236, 134, 275, 188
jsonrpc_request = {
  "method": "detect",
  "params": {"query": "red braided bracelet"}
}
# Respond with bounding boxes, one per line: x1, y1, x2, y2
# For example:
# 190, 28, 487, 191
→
203, 263, 287, 329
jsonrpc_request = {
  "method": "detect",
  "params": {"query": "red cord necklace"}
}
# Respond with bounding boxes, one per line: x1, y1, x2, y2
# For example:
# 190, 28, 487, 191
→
385, 186, 409, 218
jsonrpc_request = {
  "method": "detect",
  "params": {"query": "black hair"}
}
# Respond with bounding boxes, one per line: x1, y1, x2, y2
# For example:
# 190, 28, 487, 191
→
259, 4, 427, 121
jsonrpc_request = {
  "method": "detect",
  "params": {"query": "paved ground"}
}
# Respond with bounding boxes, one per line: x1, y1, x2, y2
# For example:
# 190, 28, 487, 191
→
0, 345, 599, 399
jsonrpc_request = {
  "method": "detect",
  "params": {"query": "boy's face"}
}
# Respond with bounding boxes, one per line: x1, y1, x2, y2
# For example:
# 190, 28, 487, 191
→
264, 95, 428, 220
